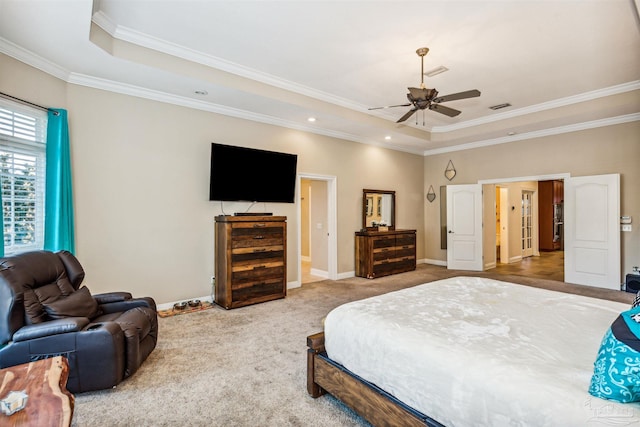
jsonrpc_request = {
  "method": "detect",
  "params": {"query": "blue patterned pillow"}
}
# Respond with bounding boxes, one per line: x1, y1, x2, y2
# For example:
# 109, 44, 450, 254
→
589, 306, 640, 403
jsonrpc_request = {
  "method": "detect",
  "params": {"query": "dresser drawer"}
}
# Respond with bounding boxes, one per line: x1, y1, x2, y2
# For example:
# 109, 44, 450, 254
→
372, 236, 395, 249
396, 234, 416, 247
231, 246, 284, 264
395, 246, 415, 258
231, 278, 285, 308
232, 225, 284, 249
232, 263, 284, 282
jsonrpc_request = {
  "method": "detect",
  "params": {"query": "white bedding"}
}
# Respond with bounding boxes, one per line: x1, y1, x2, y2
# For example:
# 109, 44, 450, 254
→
324, 276, 640, 426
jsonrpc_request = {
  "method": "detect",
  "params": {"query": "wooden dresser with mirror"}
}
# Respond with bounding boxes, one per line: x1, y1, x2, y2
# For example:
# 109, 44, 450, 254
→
355, 189, 416, 279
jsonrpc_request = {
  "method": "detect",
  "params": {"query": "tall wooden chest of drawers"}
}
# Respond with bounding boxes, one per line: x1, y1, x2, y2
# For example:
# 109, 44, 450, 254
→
215, 215, 286, 309
355, 229, 416, 279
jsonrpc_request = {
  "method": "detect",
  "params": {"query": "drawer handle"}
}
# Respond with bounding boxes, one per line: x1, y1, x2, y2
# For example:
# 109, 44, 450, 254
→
402, 245, 409, 249
381, 248, 388, 252
253, 248, 267, 252
253, 223, 266, 228
253, 235, 265, 239
253, 265, 267, 270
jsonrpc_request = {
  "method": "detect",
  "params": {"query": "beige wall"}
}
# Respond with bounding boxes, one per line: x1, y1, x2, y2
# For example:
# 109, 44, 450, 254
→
1, 54, 425, 304
424, 123, 640, 283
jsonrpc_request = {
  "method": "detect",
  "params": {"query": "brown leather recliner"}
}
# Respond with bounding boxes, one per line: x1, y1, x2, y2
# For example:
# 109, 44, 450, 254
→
0, 250, 158, 393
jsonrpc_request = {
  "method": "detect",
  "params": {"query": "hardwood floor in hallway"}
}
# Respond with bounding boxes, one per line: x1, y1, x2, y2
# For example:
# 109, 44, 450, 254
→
491, 251, 564, 282
302, 260, 324, 284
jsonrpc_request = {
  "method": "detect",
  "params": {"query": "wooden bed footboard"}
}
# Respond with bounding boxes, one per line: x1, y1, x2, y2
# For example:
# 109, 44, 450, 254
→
306, 332, 327, 398
307, 331, 440, 427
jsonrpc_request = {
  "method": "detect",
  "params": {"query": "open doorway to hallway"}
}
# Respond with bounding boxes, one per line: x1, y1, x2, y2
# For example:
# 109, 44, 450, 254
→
298, 174, 338, 286
300, 179, 326, 284
489, 179, 564, 282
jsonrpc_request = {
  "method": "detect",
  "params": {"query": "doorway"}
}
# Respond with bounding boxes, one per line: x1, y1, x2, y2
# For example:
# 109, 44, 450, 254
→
478, 174, 568, 280
496, 186, 509, 264
297, 174, 338, 286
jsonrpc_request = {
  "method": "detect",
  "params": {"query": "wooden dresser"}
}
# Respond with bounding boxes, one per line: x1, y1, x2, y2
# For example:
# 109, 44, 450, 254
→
355, 229, 416, 279
215, 215, 286, 309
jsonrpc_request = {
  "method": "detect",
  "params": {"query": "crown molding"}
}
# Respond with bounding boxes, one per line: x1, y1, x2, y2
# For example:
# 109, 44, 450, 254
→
0, 37, 70, 81
430, 80, 640, 133
423, 112, 640, 156
90, 11, 369, 113
68, 72, 422, 155
1, 32, 635, 159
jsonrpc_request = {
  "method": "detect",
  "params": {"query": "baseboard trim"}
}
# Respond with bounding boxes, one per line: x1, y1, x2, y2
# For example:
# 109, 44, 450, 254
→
424, 258, 447, 267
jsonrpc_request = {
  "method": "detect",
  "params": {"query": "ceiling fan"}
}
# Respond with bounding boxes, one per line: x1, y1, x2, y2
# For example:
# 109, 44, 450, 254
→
369, 47, 481, 123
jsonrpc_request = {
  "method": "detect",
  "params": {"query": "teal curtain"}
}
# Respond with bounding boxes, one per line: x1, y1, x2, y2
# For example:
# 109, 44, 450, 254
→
44, 109, 75, 253
0, 175, 3, 257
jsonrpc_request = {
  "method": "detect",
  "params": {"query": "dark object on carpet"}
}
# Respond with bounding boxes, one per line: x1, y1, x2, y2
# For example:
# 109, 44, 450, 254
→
159, 301, 214, 318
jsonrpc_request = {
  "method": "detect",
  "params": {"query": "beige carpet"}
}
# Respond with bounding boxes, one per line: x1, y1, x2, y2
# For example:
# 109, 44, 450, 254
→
71, 264, 633, 426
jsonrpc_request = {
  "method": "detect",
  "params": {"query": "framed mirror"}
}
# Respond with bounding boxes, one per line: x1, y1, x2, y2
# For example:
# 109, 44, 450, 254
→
363, 189, 395, 231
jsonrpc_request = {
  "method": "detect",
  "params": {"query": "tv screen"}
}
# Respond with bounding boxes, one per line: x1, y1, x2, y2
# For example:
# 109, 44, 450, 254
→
209, 143, 298, 203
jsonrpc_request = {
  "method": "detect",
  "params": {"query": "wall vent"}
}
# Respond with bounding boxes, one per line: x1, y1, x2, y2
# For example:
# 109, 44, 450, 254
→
489, 103, 512, 110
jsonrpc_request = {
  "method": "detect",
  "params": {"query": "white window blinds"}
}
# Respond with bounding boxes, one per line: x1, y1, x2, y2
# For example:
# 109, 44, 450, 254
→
0, 99, 47, 255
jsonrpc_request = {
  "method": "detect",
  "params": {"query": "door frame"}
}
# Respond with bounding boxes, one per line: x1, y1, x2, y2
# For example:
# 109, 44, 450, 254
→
479, 173, 569, 268
296, 173, 338, 287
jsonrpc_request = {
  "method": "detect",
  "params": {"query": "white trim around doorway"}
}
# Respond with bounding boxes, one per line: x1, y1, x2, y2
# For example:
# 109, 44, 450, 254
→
295, 173, 338, 289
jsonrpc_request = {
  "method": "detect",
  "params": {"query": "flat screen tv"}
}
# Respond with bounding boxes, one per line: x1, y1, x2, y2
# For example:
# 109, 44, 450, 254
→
209, 143, 298, 203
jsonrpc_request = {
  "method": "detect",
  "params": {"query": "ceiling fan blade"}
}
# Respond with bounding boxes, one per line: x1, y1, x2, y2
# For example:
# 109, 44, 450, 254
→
368, 103, 412, 110
432, 89, 481, 104
429, 103, 461, 117
397, 108, 418, 123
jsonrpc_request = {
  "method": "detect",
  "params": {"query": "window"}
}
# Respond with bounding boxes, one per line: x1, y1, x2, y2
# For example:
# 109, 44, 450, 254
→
0, 101, 47, 255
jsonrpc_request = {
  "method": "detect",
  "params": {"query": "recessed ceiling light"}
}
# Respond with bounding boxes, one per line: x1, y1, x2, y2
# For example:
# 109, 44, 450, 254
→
194, 90, 208, 96
507, 131, 516, 136
307, 117, 316, 122
385, 136, 391, 140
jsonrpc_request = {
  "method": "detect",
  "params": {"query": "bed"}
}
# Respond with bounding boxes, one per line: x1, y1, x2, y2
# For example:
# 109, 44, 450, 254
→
306, 276, 640, 426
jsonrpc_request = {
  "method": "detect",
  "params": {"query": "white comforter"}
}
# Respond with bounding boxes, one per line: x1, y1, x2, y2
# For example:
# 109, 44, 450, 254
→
324, 276, 640, 426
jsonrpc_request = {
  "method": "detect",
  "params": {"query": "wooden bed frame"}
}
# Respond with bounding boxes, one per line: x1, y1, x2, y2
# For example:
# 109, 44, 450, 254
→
307, 331, 443, 427
306, 283, 634, 427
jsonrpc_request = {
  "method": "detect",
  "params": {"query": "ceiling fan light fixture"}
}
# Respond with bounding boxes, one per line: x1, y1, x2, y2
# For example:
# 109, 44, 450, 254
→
424, 66, 449, 77
368, 48, 480, 123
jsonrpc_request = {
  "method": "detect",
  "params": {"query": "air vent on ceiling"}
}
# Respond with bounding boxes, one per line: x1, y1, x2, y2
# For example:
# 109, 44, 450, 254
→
423, 66, 449, 77
489, 103, 512, 110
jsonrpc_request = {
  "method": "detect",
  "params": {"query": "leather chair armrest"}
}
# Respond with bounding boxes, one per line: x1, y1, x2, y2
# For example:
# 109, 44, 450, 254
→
12, 318, 90, 342
93, 292, 132, 304
99, 297, 157, 314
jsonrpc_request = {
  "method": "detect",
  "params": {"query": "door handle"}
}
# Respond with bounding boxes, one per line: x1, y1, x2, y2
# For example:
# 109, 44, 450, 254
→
448, 230, 454, 234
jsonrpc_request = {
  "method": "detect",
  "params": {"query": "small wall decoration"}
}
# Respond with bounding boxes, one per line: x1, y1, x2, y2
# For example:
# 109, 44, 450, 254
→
444, 160, 456, 181
426, 185, 436, 202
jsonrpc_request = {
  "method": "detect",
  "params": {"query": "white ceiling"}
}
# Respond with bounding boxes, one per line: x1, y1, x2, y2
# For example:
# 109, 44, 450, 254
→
1, 0, 639, 155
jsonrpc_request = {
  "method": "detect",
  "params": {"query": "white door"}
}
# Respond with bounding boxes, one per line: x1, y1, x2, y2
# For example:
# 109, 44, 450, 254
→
564, 174, 620, 289
499, 187, 509, 263
447, 184, 483, 271
521, 190, 534, 258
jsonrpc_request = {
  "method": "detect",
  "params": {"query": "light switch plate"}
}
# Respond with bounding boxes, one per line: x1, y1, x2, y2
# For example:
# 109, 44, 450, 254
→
621, 224, 632, 232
